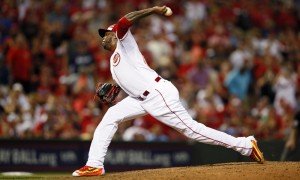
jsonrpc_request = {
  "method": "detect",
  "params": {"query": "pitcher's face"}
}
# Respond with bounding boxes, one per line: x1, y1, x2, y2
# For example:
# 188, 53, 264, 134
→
102, 32, 117, 51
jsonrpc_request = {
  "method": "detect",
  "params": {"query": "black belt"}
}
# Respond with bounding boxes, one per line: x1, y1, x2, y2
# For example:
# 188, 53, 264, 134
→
137, 76, 161, 101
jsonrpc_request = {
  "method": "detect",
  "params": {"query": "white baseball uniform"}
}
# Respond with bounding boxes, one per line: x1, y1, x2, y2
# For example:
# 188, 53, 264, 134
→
86, 17, 253, 169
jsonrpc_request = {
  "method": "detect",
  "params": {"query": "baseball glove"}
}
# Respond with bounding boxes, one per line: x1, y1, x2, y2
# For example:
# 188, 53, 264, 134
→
95, 83, 121, 104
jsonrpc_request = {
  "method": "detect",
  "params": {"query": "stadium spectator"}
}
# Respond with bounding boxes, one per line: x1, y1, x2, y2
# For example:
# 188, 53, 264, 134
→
224, 60, 252, 100
6, 33, 32, 93
0, 0, 299, 142
273, 66, 297, 116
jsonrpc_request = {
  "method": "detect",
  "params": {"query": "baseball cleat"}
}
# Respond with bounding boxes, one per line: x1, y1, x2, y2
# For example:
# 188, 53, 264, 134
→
249, 136, 264, 164
72, 166, 105, 177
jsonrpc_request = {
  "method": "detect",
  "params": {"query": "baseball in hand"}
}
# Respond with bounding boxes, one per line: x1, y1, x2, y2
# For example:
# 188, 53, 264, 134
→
164, 7, 173, 16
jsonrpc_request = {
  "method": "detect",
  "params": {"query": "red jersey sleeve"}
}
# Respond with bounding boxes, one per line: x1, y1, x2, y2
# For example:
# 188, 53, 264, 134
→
116, 17, 133, 40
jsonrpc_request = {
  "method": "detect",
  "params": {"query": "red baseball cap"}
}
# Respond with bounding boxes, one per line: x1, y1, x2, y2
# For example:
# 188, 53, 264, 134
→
98, 24, 117, 37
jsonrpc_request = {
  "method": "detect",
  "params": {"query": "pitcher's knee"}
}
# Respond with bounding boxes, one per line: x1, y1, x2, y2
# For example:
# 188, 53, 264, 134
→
176, 121, 206, 139
173, 126, 192, 138
102, 106, 123, 124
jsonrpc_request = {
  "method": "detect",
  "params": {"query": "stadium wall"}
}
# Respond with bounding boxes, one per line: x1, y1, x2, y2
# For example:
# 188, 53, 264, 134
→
0, 139, 286, 172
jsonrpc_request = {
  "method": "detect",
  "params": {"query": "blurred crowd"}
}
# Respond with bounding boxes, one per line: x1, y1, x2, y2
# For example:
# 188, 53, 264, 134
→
0, 0, 300, 142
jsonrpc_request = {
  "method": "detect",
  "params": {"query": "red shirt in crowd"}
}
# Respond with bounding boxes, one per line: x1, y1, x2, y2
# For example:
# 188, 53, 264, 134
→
6, 46, 32, 82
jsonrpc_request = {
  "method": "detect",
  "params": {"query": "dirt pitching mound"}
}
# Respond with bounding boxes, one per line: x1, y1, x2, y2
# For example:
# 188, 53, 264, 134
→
93, 161, 299, 180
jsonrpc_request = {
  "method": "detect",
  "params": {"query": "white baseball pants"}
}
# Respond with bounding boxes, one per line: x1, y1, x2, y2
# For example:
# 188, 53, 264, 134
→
86, 79, 253, 168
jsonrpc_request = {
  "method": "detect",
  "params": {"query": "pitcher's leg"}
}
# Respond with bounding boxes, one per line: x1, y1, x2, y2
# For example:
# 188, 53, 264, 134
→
157, 102, 252, 155
142, 81, 252, 156
86, 97, 147, 168
173, 111, 253, 155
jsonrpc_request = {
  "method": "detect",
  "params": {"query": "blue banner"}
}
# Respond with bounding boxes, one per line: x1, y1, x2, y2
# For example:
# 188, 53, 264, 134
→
0, 140, 192, 172
105, 142, 192, 171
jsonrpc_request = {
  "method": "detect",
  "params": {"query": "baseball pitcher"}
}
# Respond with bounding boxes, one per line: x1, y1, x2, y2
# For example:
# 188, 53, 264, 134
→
72, 6, 264, 177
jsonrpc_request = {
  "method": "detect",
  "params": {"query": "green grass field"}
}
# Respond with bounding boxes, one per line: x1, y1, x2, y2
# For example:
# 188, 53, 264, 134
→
0, 173, 71, 180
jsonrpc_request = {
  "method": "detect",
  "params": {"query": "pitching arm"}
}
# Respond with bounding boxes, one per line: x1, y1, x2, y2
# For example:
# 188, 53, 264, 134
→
116, 6, 169, 39
125, 6, 168, 22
